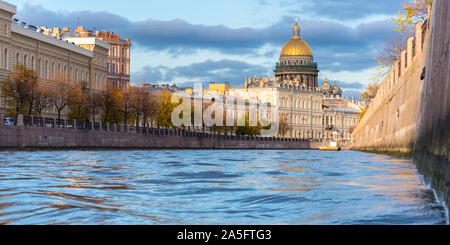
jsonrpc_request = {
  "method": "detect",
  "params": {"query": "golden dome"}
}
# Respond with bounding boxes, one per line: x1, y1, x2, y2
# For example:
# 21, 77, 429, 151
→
280, 20, 313, 57
280, 39, 313, 56
323, 76, 330, 85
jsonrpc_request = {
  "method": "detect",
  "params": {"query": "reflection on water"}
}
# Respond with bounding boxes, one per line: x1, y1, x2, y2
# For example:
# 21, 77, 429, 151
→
0, 150, 447, 225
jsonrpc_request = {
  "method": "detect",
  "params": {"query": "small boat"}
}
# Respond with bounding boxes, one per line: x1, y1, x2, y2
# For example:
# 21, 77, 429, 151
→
319, 141, 341, 151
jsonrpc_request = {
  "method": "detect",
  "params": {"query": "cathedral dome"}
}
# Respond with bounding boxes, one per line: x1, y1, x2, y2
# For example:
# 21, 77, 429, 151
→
332, 81, 342, 95
280, 20, 313, 57
320, 77, 331, 93
280, 39, 313, 56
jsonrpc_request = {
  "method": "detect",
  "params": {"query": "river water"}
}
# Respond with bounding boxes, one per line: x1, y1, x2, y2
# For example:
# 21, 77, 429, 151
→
0, 150, 447, 225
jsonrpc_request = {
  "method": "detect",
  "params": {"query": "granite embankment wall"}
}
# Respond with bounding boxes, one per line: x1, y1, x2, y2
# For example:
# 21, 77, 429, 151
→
351, 17, 430, 155
0, 124, 320, 150
413, 0, 450, 207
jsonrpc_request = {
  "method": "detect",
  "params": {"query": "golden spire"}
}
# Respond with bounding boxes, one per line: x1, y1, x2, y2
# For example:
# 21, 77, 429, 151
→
292, 18, 300, 40
322, 76, 330, 85
280, 17, 313, 57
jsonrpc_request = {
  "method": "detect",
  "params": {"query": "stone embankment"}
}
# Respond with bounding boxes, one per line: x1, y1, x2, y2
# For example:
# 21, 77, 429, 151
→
413, 0, 450, 207
352, 0, 450, 207
0, 115, 319, 150
351, 18, 429, 155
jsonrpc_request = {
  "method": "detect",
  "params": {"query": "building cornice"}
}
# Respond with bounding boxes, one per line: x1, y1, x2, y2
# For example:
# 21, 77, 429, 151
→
63, 37, 110, 50
11, 24, 93, 57
0, 1, 16, 14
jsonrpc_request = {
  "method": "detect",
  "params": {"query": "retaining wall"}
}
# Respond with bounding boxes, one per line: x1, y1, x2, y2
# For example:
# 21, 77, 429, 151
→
413, 0, 450, 206
0, 124, 319, 150
351, 17, 430, 155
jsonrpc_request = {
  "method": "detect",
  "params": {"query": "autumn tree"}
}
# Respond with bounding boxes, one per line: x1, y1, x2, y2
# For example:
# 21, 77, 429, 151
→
86, 90, 103, 123
67, 82, 89, 120
374, 35, 409, 74
129, 88, 143, 127
235, 115, 262, 136
358, 106, 369, 121
100, 88, 123, 124
278, 116, 291, 137
363, 0, 432, 110
121, 88, 133, 125
155, 90, 178, 128
140, 89, 158, 127
1, 65, 39, 118
392, 0, 431, 36
48, 80, 70, 123
360, 82, 380, 104
32, 86, 52, 118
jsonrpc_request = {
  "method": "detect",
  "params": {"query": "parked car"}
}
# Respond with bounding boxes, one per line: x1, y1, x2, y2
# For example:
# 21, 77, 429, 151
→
3, 117, 15, 126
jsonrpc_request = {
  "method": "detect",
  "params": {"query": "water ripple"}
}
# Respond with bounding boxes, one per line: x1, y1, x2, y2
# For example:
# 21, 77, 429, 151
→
0, 150, 447, 225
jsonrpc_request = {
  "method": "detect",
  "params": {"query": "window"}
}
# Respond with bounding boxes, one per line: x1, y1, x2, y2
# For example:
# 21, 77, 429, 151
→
16, 52, 19, 66
64, 65, 67, 81
23, 54, 27, 67
112, 47, 116, 57
122, 47, 125, 58
121, 64, 125, 74
107, 62, 110, 72
112, 63, 116, 74
31, 56, 34, 70
4, 48, 7, 70
57, 63, 61, 80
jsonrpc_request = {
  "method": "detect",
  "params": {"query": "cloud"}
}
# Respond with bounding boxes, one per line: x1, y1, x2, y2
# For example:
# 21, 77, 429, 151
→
17, 4, 398, 72
15, 2, 404, 93
342, 89, 363, 100
276, 0, 403, 20
132, 59, 270, 86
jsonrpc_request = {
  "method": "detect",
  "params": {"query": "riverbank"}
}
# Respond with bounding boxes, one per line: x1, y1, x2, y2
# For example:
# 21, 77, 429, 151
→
0, 125, 320, 150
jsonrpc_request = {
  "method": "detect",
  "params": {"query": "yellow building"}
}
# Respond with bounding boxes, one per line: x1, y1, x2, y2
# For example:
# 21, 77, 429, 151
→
0, 1, 109, 117
204, 82, 230, 95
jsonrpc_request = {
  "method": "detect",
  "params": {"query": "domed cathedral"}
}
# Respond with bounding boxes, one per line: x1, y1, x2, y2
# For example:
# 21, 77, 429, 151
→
320, 77, 343, 97
227, 18, 361, 141
275, 19, 319, 89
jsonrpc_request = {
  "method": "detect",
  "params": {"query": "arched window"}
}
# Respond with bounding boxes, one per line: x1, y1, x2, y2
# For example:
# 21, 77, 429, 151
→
38, 58, 41, 77
31, 56, 34, 70
57, 63, 61, 80
64, 65, 67, 81
16, 52, 19, 66
23, 54, 27, 67
45, 60, 48, 78
51, 62, 55, 79
4, 48, 7, 70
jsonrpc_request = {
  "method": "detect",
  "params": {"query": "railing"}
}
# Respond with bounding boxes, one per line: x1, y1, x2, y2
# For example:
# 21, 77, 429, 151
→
1, 114, 321, 143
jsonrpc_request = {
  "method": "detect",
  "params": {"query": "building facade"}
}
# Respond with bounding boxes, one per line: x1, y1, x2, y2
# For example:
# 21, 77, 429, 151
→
0, 1, 109, 116
41, 26, 131, 90
227, 21, 360, 140
95, 31, 131, 90
274, 19, 319, 89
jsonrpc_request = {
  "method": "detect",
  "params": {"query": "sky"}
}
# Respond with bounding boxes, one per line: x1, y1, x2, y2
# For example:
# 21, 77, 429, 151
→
7, 0, 406, 99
